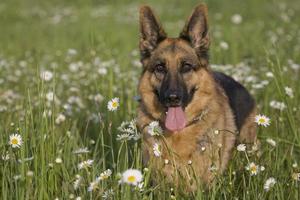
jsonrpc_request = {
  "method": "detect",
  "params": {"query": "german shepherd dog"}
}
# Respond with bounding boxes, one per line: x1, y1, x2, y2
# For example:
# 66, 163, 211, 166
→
137, 4, 257, 190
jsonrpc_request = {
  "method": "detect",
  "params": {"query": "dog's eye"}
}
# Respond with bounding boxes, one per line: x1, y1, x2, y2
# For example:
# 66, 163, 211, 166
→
154, 64, 167, 74
181, 63, 193, 73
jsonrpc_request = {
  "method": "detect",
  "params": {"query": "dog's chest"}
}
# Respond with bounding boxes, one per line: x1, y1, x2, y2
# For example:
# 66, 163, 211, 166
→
162, 127, 222, 160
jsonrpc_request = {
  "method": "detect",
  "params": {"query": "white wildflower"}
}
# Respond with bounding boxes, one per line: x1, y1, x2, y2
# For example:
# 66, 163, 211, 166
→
292, 173, 300, 181
246, 162, 260, 176
78, 160, 94, 170
73, 176, 82, 190
55, 157, 63, 164
98, 67, 108, 75
87, 180, 98, 192
40, 70, 53, 81
116, 133, 133, 141
147, 121, 162, 136
264, 177, 276, 191
107, 97, 119, 111
153, 143, 161, 157
121, 169, 143, 186
55, 113, 66, 124
73, 147, 90, 154
220, 41, 229, 50
255, 114, 270, 127
231, 14, 243, 24
266, 138, 276, 147
270, 100, 286, 111
266, 72, 274, 78
9, 133, 23, 148
284, 86, 294, 98
102, 189, 114, 199
237, 144, 246, 152
98, 169, 112, 180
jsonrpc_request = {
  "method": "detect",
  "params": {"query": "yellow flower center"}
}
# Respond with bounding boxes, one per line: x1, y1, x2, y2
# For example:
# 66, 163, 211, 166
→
11, 138, 18, 145
102, 175, 108, 179
258, 118, 265, 123
127, 175, 136, 183
112, 102, 118, 108
250, 165, 257, 173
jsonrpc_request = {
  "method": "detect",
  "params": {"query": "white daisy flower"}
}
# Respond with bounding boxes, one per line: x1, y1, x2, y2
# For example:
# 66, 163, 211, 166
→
9, 134, 23, 148
220, 41, 229, 50
237, 144, 246, 152
13, 174, 21, 180
26, 171, 34, 177
73, 147, 90, 154
78, 159, 94, 170
153, 143, 161, 157
284, 86, 294, 98
292, 173, 300, 181
266, 72, 274, 78
107, 97, 119, 111
2, 152, 10, 161
98, 169, 112, 180
40, 70, 53, 81
147, 121, 162, 136
292, 162, 298, 168
46, 91, 55, 102
137, 182, 144, 191
98, 67, 108, 75
246, 162, 260, 176
121, 169, 143, 186
94, 93, 104, 103
102, 189, 114, 199
255, 114, 270, 127
231, 14, 243, 24
266, 138, 276, 147
264, 177, 276, 191
270, 100, 286, 111
164, 159, 169, 165
116, 133, 133, 141
55, 157, 63, 164
67, 49, 77, 56
87, 180, 99, 192
55, 113, 66, 124
73, 176, 82, 190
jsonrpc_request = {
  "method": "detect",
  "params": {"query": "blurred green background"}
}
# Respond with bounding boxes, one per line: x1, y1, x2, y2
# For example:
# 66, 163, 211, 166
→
1, 0, 299, 64
1, 0, 300, 199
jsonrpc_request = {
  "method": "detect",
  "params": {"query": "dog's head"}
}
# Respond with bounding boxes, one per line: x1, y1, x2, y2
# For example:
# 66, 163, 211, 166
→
138, 4, 212, 132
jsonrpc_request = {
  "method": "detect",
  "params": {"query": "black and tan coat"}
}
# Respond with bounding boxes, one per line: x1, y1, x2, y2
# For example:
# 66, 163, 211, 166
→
136, 4, 257, 190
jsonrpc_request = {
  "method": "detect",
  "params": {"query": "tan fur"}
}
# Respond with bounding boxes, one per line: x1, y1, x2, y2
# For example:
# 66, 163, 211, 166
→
137, 68, 239, 190
238, 108, 258, 144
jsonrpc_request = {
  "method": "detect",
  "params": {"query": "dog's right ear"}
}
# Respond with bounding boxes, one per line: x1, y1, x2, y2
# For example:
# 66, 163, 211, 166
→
139, 6, 167, 63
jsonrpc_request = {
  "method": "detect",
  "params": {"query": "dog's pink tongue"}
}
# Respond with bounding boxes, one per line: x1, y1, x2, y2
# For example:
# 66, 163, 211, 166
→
165, 107, 186, 132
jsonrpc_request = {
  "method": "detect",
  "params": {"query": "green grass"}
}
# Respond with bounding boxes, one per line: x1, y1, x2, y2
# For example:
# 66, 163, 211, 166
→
0, 0, 300, 199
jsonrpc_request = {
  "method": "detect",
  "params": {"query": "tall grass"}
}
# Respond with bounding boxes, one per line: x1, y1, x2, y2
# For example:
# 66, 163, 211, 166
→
0, 0, 299, 199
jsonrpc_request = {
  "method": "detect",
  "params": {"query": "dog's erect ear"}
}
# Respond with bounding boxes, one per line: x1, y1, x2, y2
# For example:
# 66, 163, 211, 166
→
139, 6, 167, 63
180, 4, 209, 66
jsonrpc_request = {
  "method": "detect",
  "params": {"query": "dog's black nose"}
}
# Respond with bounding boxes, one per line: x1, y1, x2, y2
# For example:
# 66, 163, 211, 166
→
167, 93, 181, 105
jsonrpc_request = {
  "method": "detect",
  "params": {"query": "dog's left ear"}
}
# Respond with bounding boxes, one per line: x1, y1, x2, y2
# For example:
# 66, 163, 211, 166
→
180, 4, 209, 66
139, 6, 167, 63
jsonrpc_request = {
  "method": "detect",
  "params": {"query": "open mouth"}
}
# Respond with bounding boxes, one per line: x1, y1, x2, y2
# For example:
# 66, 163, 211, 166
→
154, 87, 197, 132
165, 106, 187, 132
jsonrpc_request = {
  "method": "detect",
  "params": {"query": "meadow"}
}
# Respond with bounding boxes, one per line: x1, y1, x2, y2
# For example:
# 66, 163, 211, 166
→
0, 0, 300, 199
